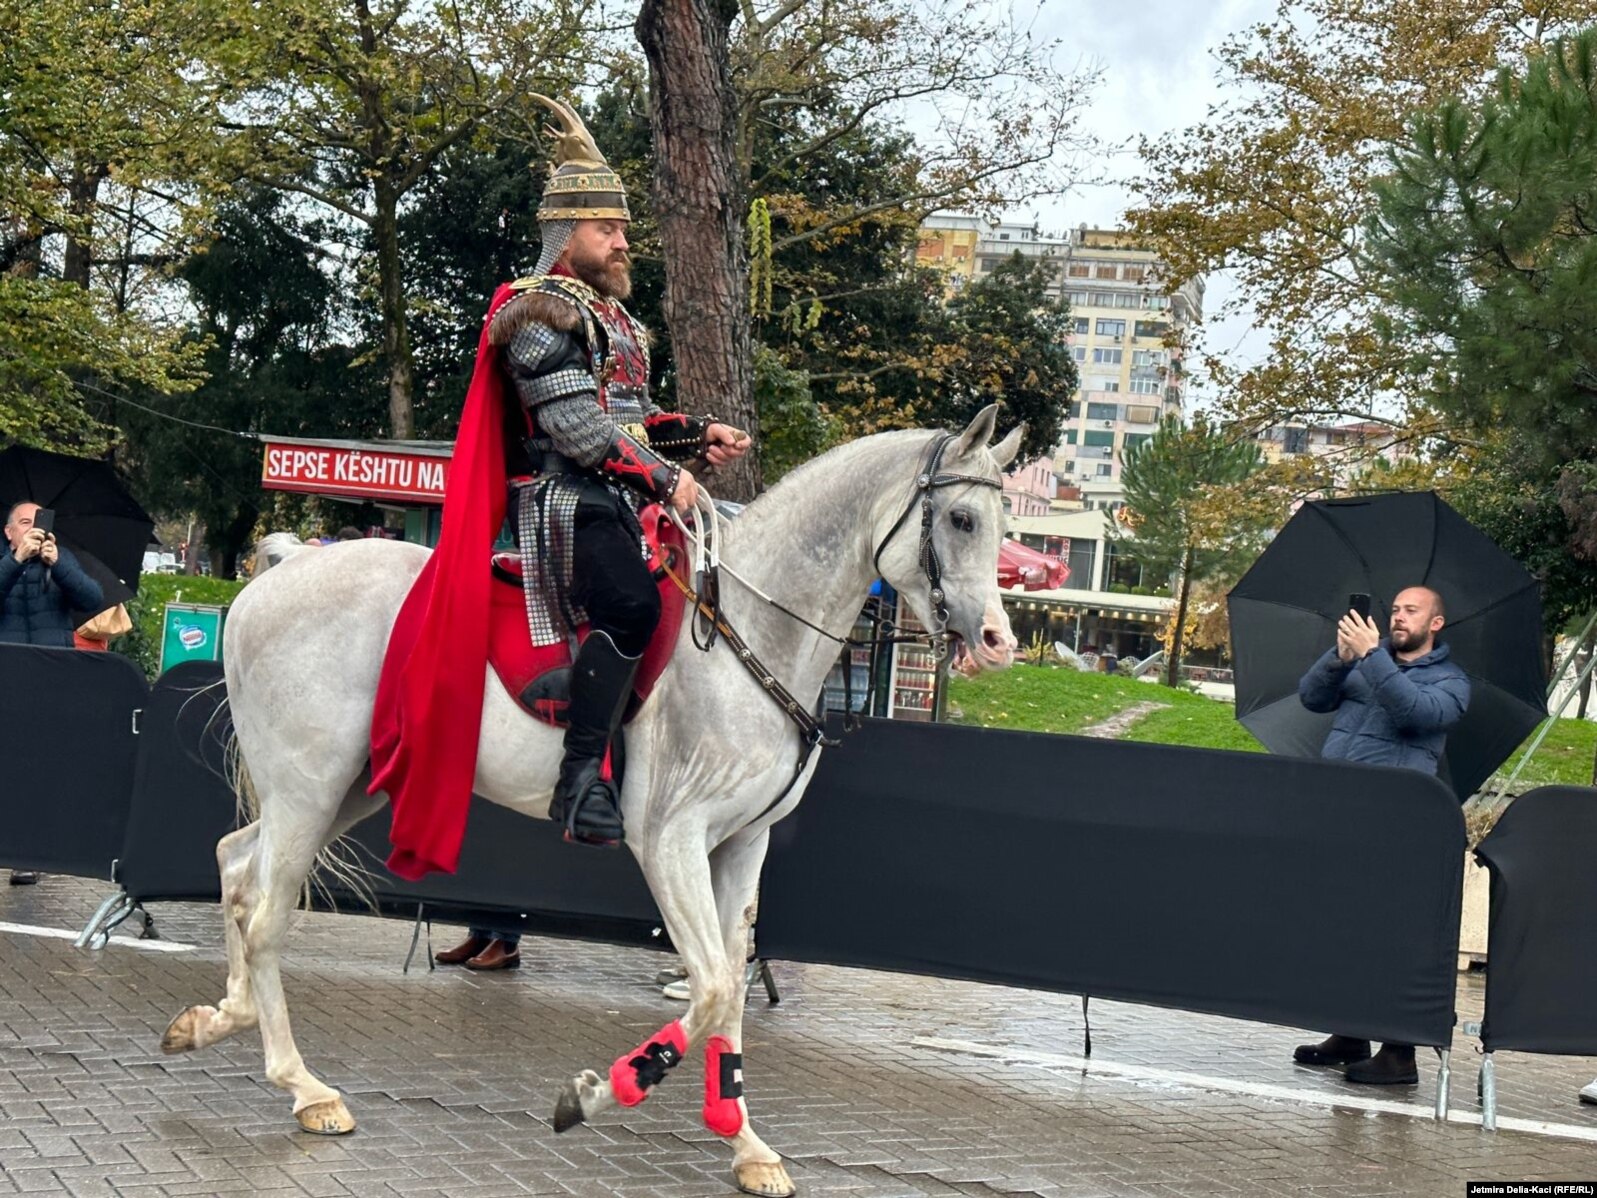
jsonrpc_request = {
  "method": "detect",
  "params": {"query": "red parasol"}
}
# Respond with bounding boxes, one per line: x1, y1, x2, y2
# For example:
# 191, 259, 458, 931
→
997, 538, 1069, 591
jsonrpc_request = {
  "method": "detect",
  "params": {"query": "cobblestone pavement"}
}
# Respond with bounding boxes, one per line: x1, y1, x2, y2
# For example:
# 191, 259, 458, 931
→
3, 874, 1596, 1198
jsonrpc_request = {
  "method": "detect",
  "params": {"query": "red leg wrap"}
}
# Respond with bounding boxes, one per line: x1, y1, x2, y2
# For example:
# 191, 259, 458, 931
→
702, 1035, 745, 1136
609, 1020, 687, 1107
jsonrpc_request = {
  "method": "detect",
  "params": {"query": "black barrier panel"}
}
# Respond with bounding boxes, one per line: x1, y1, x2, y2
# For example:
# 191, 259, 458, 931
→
760, 718, 1465, 1048
119, 665, 664, 946
0, 645, 146, 878
1475, 785, 1597, 1054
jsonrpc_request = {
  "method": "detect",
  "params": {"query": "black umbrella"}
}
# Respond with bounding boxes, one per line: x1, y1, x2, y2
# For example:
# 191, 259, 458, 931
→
1228, 491, 1546, 801
0, 446, 157, 611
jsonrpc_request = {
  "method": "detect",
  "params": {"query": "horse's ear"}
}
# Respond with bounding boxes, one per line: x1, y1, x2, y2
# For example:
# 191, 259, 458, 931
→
954, 404, 1000, 460
990, 423, 1026, 469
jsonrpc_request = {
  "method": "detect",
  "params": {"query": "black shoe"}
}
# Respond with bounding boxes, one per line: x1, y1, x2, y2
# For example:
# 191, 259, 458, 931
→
8, 871, 38, 886
549, 631, 640, 847
1345, 1044, 1417, 1085
1293, 1034, 1371, 1067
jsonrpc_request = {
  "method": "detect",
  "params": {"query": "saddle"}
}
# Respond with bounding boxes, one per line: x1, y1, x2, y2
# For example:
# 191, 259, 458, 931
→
487, 503, 689, 727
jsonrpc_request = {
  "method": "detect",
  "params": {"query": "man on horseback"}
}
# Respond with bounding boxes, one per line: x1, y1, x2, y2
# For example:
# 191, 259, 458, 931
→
486, 96, 749, 847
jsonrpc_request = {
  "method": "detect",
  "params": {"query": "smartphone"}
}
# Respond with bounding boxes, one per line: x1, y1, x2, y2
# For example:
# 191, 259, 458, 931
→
32, 507, 55, 535
1347, 592, 1372, 619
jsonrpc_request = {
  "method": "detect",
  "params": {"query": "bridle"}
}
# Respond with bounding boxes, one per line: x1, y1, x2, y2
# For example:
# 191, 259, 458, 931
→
664, 429, 1002, 736
660, 431, 1003, 820
869, 432, 1004, 662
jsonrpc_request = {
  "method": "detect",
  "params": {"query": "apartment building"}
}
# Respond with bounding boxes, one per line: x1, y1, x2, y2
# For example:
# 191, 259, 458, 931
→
1001, 454, 1055, 516
917, 218, 1204, 510
1042, 228, 1202, 509
915, 214, 984, 289
1255, 418, 1417, 489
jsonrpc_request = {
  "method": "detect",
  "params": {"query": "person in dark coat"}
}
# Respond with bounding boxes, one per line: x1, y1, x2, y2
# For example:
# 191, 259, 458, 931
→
0, 501, 105, 648
1291, 585, 1471, 1085
1, 500, 106, 885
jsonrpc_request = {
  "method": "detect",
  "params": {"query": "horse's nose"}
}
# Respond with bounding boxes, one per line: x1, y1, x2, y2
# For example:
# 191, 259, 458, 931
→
977, 604, 1017, 665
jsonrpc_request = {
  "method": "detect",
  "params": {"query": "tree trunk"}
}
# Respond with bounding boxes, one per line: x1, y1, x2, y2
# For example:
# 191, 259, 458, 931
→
1577, 624, 1594, 720
63, 162, 107, 289
186, 520, 205, 575
637, 0, 759, 500
372, 181, 415, 439
1163, 545, 1194, 688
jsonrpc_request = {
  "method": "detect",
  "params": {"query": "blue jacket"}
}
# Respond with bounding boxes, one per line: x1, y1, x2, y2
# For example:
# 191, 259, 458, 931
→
1298, 640, 1471, 776
0, 545, 105, 647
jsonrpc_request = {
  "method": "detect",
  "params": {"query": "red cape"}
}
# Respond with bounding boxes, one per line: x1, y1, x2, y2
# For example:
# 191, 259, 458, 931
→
369, 282, 519, 880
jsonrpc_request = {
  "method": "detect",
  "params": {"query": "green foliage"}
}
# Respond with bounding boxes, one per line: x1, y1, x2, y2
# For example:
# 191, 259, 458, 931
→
0, 0, 232, 449
1119, 414, 1267, 582
1120, 413, 1269, 685
115, 573, 249, 679
752, 343, 835, 484
1366, 29, 1597, 654
0, 277, 207, 451
1439, 439, 1597, 636
115, 189, 385, 577
929, 255, 1077, 463
1368, 28, 1597, 470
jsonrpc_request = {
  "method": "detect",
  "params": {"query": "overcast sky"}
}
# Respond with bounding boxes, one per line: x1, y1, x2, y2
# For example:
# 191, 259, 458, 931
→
1000, 0, 1279, 393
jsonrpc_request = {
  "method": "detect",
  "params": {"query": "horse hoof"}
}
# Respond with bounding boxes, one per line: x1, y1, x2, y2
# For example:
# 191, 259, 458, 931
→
552, 1079, 586, 1133
160, 1007, 207, 1054
296, 1098, 356, 1135
734, 1160, 795, 1197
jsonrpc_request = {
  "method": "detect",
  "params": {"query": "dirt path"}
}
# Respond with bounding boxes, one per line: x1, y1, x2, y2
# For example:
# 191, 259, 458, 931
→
1080, 699, 1169, 739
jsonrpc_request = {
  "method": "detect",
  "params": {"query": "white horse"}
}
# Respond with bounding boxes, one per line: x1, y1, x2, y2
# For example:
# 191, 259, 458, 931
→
160, 407, 1022, 1197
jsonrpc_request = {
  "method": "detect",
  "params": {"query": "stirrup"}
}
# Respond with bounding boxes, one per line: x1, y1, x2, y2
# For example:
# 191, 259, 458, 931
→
552, 764, 624, 848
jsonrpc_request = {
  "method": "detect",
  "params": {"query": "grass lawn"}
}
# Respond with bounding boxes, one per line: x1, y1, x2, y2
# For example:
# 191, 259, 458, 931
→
947, 664, 1256, 749
1489, 716, 1597, 791
948, 663, 1597, 786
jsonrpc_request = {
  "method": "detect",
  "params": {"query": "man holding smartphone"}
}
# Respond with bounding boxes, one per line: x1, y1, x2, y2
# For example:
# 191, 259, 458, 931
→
0, 501, 105, 885
1290, 585, 1471, 1084
0, 501, 104, 648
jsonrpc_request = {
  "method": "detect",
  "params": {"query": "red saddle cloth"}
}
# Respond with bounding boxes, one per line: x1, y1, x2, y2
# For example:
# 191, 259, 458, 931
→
488, 503, 689, 725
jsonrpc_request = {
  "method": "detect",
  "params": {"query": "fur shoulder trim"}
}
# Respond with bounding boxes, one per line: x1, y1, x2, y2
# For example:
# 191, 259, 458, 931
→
489, 285, 585, 346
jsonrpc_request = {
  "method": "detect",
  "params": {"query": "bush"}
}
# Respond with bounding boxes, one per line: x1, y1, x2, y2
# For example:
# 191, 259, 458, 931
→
114, 574, 249, 679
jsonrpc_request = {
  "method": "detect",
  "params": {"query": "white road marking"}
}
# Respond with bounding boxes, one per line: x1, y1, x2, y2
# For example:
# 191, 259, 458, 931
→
0, 919, 195, 954
914, 1035, 1597, 1144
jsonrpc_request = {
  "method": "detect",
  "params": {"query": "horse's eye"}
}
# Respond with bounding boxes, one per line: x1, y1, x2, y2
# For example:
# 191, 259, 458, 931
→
950, 510, 975, 533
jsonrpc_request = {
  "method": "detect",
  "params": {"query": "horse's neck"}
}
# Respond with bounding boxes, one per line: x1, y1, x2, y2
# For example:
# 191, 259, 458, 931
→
704, 432, 931, 705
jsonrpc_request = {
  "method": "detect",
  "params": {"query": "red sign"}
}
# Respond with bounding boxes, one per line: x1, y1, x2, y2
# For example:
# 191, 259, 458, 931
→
261, 441, 450, 503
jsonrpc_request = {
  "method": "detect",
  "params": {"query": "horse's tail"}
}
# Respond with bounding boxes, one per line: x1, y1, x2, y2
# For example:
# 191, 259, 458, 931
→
251, 532, 309, 576
223, 719, 379, 914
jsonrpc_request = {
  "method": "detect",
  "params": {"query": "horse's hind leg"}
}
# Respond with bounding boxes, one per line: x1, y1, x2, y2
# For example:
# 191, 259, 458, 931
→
703, 829, 792, 1198
250, 781, 385, 1134
162, 822, 261, 1053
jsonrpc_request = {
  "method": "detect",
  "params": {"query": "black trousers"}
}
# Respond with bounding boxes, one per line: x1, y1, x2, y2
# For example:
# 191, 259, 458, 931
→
571, 486, 660, 658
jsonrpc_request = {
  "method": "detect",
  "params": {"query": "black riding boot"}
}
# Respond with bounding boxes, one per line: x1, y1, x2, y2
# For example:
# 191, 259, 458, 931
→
550, 631, 640, 847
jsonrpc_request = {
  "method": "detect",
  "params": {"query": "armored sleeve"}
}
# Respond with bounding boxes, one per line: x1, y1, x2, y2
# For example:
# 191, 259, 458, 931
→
642, 412, 716, 463
503, 323, 680, 502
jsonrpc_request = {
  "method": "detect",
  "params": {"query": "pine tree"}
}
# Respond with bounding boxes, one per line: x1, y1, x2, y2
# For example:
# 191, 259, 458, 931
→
1119, 415, 1266, 688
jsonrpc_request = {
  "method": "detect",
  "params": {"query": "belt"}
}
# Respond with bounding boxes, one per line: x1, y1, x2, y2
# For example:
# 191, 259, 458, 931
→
525, 443, 580, 475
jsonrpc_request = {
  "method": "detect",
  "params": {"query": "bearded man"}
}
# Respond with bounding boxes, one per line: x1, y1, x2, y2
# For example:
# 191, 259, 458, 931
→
1290, 585, 1472, 1086
369, 97, 749, 882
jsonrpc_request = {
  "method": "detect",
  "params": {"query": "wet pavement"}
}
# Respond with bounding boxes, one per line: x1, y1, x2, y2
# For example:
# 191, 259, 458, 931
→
2, 874, 1596, 1197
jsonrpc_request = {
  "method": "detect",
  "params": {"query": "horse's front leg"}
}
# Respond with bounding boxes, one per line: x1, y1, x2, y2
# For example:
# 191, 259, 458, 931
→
704, 827, 793, 1198
551, 819, 772, 1184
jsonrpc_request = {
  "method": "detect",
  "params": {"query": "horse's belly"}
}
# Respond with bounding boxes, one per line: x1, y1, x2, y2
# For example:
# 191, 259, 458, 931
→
473, 667, 563, 818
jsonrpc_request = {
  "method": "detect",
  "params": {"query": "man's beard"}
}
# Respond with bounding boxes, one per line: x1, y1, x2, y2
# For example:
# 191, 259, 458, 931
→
570, 247, 632, 300
1390, 626, 1432, 652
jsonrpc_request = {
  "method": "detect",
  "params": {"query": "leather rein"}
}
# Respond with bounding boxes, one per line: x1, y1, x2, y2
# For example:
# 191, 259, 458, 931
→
659, 433, 1001, 818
